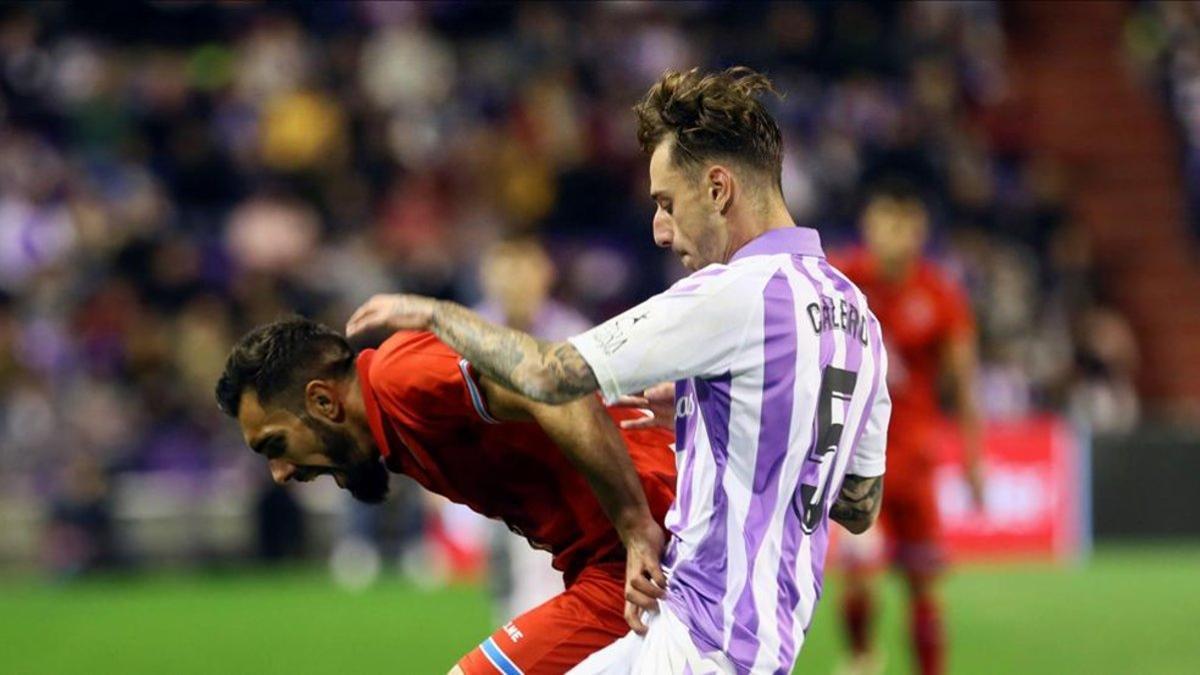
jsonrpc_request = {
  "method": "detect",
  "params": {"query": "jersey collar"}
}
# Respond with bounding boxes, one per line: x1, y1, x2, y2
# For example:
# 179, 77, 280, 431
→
730, 226, 824, 262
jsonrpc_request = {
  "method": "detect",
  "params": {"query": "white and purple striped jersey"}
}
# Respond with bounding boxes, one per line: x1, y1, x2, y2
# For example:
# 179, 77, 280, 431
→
569, 227, 890, 674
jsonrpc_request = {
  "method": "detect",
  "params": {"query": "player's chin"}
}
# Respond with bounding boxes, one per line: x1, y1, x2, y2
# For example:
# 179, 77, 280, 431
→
678, 251, 701, 271
344, 459, 390, 504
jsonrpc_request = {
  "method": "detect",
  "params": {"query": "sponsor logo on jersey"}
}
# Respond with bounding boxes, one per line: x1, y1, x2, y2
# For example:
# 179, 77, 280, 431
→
503, 621, 524, 643
675, 393, 696, 419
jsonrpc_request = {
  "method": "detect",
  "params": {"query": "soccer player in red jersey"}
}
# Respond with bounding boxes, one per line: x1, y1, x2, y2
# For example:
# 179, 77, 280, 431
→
831, 181, 984, 675
216, 317, 676, 674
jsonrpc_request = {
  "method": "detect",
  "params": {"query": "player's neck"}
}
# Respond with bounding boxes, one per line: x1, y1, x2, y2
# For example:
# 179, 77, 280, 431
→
724, 198, 796, 263
341, 371, 382, 462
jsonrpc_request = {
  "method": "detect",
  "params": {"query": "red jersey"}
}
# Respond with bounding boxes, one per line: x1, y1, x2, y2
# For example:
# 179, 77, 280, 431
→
834, 249, 974, 469
356, 331, 676, 585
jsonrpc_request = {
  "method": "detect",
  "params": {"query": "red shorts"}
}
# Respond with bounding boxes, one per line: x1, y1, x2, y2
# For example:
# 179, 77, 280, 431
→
457, 562, 628, 674
876, 465, 944, 574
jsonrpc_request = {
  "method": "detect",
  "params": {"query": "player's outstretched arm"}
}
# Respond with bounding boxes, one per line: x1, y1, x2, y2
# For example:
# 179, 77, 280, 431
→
481, 377, 668, 634
346, 294, 599, 404
830, 474, 884, 535
944, 333, 986, 510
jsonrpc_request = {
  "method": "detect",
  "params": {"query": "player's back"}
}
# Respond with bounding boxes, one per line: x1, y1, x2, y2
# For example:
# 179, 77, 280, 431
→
625, 230, 890, 672
356, 331, 676, 585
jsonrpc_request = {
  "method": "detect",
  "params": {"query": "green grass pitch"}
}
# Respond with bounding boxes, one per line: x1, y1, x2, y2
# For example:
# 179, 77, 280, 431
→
2, 544, 1197, 674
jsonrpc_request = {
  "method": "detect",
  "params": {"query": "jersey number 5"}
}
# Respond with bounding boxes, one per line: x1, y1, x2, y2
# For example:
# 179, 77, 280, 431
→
798, 366, 858, 534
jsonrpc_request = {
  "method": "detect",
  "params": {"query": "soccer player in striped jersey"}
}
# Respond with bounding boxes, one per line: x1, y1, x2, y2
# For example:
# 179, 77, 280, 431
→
346, 67, 892, 674
216, 318, 675, 674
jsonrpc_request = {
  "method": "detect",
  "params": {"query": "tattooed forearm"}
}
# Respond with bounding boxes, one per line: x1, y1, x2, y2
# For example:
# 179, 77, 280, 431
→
830, 475, 883, 534
430, 300, 599, 403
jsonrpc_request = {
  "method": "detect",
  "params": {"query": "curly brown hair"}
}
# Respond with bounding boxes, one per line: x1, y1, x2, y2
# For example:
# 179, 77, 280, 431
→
634, 66, 784, 189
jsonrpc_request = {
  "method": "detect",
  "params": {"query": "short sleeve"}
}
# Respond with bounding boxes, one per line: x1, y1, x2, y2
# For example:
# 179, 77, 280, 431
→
847, 352, 890, 477
568, 267, 758, 404
370, 331, 499, 429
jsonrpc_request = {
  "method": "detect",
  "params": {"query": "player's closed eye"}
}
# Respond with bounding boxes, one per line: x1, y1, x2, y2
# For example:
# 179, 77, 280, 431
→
253, 435, 287, 460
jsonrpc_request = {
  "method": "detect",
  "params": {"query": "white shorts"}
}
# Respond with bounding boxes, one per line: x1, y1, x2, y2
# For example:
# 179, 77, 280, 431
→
567, 603, 736, 675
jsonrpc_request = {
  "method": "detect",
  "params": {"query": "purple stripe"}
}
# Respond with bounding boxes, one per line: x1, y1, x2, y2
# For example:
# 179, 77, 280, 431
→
772, 257, 837, 666
690, 265, 729, 279
672, 379, 701, 534
776, 264, 885, 668
667, 265, 727, 296
817, 259, 867, 372
728, 271, 798, 669
840, 315, 885, 478
805, 260, 871, 608
667, 372, 733, 654
798, 317, 883, 641
774, 488, 804, 667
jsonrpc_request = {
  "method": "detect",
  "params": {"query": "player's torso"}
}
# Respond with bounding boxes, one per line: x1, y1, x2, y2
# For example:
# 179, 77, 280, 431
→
663, 253, 886, 670
383, 407, 675, 579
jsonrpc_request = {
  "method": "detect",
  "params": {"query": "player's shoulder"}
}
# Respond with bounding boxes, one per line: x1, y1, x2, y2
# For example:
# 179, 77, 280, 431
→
914, 258, 968, 298
370, 331, 463, 389
669, 257, 786, 297
376, 330, 459, 360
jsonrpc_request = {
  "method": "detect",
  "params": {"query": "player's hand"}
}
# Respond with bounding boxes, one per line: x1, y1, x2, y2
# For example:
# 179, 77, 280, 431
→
623, 520, 668, 635
346, 294, 437, 340
966, 461, 986, 511
611, 382, 675, 431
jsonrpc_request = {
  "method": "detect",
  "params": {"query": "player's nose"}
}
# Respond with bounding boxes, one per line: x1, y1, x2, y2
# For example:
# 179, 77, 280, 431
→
268, 459, 296, 484
652, 216, 673, 249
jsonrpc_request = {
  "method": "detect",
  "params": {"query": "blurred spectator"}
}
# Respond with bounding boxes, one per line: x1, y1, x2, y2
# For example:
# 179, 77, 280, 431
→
43, 453, 117, 577
474, 236, 589, 621
0, 1, 1142, 568
1068, 305, 1141, 434
1127, 1, 1200, 240
475, 235, 590, 338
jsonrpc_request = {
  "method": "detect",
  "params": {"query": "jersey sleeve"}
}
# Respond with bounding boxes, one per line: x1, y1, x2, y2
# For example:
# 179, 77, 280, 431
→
568, 267, 758, 404
369, 331, 500, 430
847, 345, 890, 477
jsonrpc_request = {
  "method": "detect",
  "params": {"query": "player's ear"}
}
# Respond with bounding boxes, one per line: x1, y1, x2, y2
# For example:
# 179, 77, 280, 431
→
304, 380, 344, 423
707, 165, 733, 216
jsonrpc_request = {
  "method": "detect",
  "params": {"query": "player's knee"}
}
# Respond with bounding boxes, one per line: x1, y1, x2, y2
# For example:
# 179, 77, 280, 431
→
446, 666, 465, 675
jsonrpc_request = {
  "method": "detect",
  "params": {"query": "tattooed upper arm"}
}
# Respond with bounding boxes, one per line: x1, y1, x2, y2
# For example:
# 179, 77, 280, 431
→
531, 341, 600, 403
429, 300, 598, 403
830, 474, 883, 535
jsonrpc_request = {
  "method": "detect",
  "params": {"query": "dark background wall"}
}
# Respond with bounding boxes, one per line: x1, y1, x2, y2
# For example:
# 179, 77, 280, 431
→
1092, 428, 1200, 538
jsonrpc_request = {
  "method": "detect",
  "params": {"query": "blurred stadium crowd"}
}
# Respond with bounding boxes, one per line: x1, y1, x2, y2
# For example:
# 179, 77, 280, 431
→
1127, 0, 1200, 238
0, 1, 1160, 573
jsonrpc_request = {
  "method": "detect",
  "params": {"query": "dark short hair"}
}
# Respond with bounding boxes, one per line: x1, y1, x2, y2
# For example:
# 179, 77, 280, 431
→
865, 175, 925, 205
634, 66, 784, 189
216, 316, 354, 418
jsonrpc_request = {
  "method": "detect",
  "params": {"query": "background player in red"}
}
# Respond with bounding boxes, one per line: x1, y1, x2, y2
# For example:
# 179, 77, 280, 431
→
215, 317, 676, 674
832, 181, 985, 675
